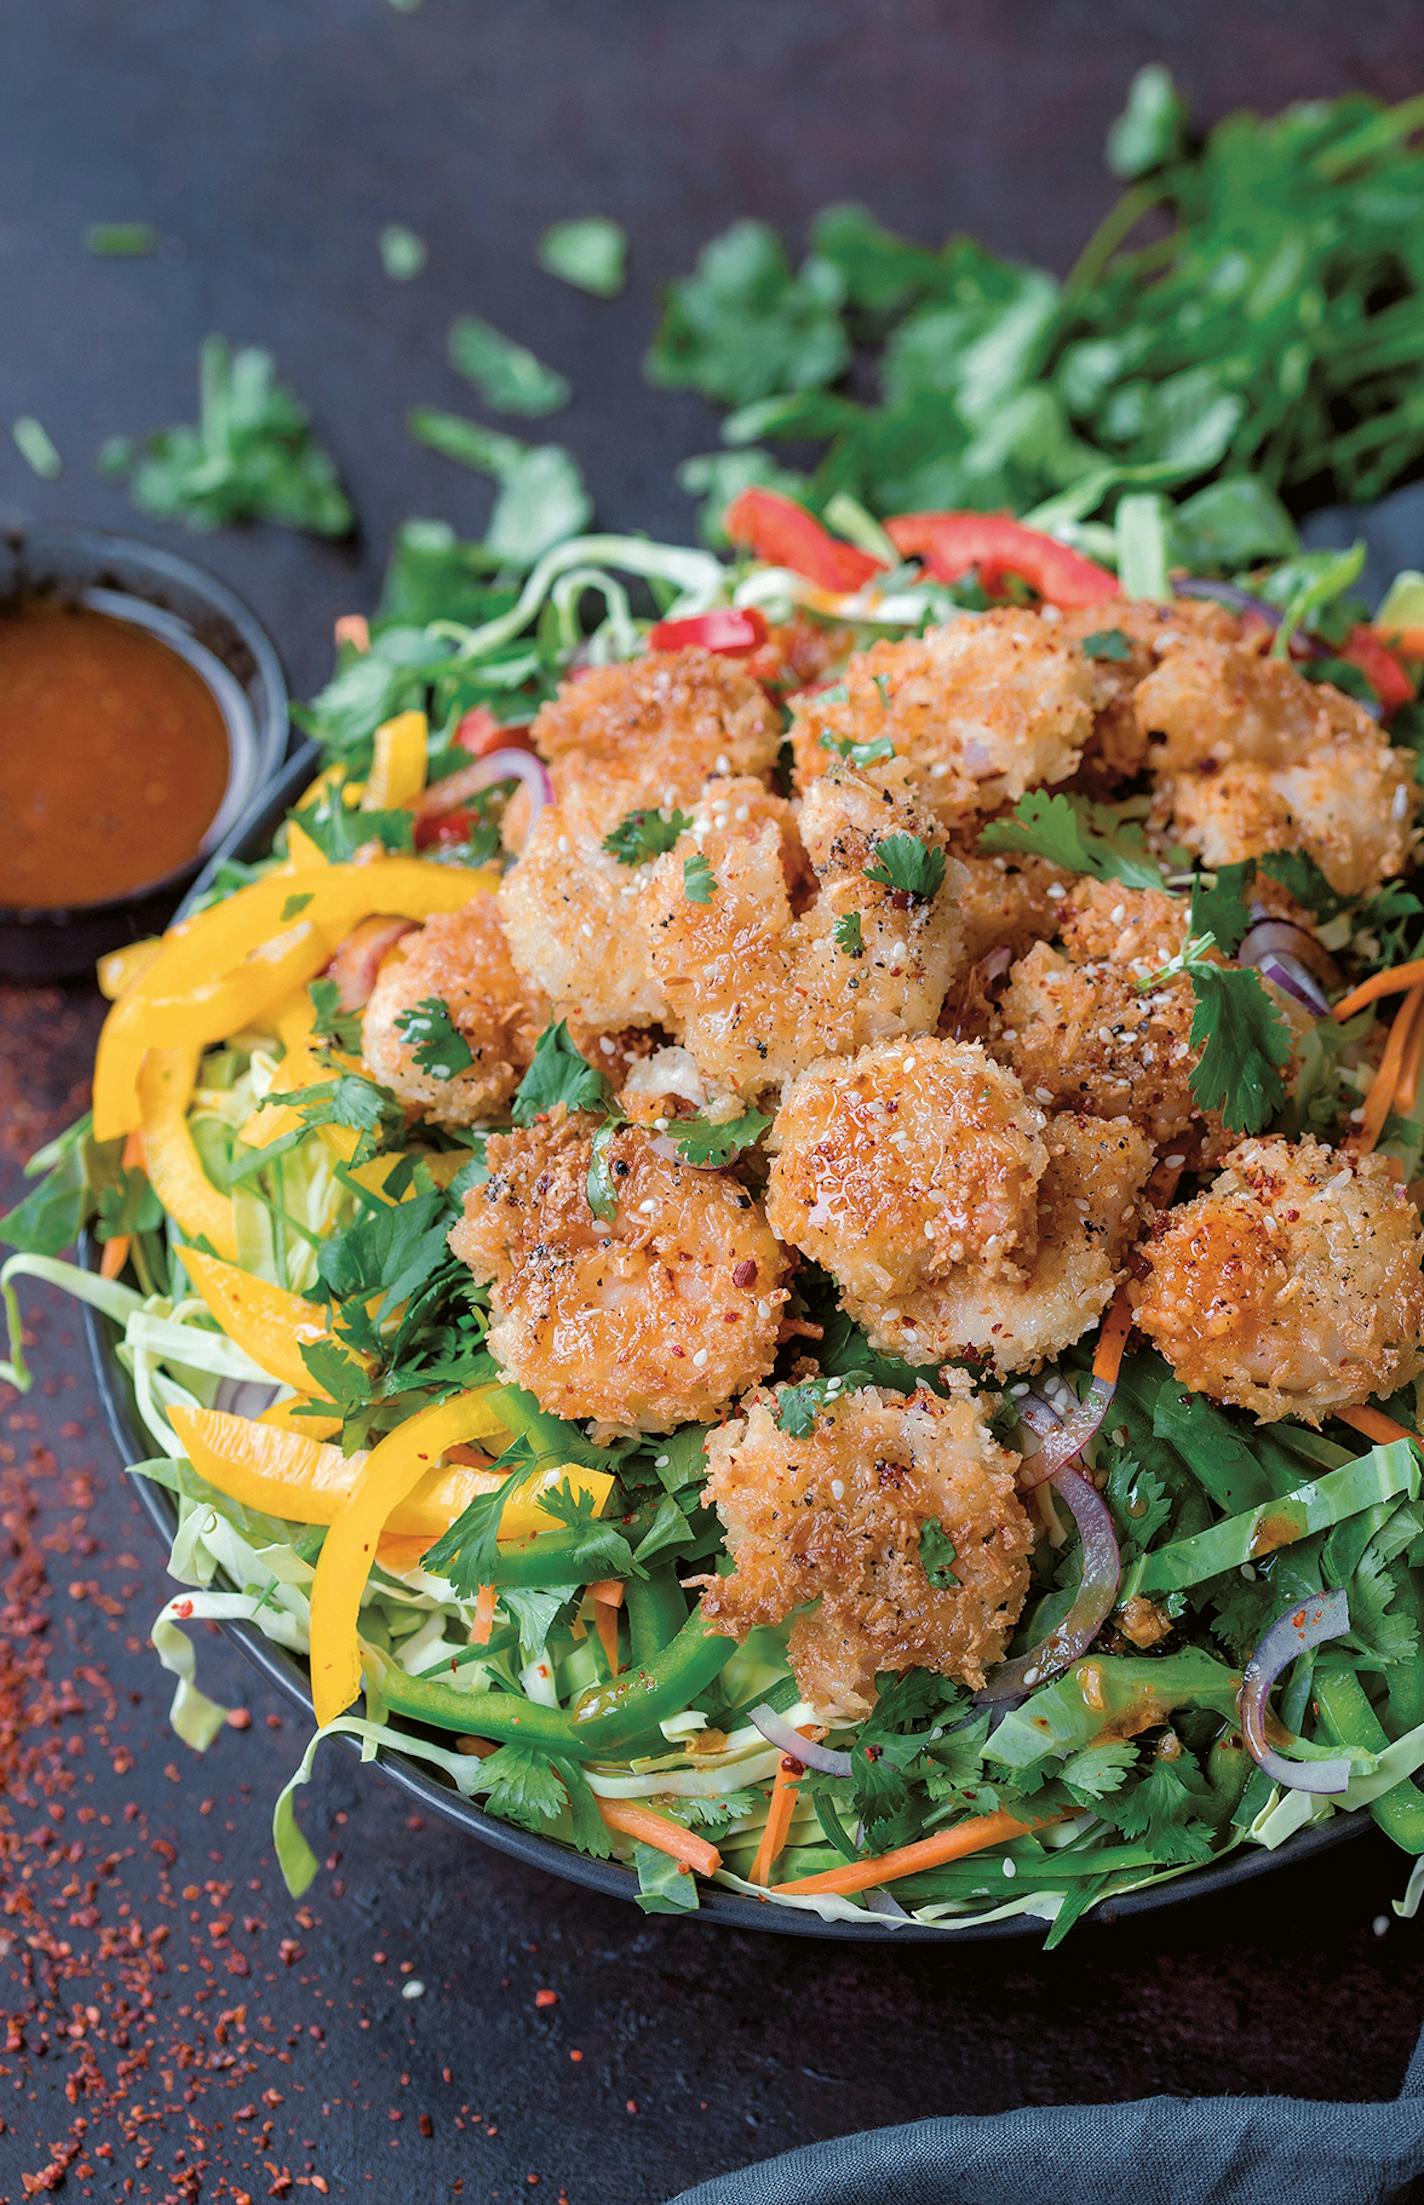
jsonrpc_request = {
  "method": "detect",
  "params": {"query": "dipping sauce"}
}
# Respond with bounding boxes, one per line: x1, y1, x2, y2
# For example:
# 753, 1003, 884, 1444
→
0, 599, 231, 908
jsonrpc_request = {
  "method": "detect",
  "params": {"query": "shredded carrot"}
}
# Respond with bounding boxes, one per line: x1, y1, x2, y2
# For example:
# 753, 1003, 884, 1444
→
334, 613, 370, 652
1334, 958, 1424, 1022
597, 1799, 721, 1877
1397, 995, 1424, 1114
772, 1808, 1043, 1898
592, 1600, 621, 1675
1337, 1404, 1421, 1448
1092, 1289, 1135, 1386
586, 1579, 625, 1609
750, 1752, 806, 1887
1353, 985, 1424, 1155
471, 1583, 498, 1646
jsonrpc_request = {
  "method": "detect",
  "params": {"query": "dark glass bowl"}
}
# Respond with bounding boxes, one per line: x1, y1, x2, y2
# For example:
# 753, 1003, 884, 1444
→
0, 522, 288, 984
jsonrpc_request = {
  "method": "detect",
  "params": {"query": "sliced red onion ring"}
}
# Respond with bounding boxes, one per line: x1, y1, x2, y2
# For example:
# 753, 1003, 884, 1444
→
749, 1703, 853, 1779
1254, 950, 1331, 1018
977, 1465, 1121, 1705
415, 749, 553, 830
1240, 1588, 1357, 1795
1174, 577, 1283, 628
1017, 1377, 1115, 1490
212, 1378, 282, 1419
1239, 915, 1337, 986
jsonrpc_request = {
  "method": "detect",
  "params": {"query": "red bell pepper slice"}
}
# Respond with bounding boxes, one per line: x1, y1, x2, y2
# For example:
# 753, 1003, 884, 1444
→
1338, 627, 1416, 718
723, 488, 885, 594
885, 512, 1119, 608
455, 707, 534, 757
646, 607, 769, 657
415, 806, 480, 851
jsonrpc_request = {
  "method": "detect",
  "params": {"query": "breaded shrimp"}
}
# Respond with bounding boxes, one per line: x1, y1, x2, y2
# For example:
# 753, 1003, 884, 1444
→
789, 609, 1095, 830
498, 782, 670, 1032
767, 1038, 1152, 1373
700, 1380, 1034, 1718
361, 899, 547, 1128
528, 647, 781, 830
951, 849, 1070, 969
448, 1108, 791, 1432
1135, 636, 1417, 898
1132, 1135, 1424, 1424
639, 769, 965, 1099
1053, 596, 1241, 785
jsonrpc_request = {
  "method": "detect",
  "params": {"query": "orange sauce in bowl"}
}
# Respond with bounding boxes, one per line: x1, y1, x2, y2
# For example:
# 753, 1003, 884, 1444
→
0, 599, 231, 909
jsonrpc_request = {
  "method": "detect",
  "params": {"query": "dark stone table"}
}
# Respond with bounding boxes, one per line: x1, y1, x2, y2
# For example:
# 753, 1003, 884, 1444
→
3, 6, 1423, 2198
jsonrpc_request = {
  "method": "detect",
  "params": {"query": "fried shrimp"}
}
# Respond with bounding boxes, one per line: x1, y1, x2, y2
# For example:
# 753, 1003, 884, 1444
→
1132, 1135, 1424, 1424
790, 609, 1095, 830
1053, 595, 1240, 784
638, 769, 965, 1098
448, 1107, 791, 1432
528, 647, 781, 830
766, 1038, 1152, 1372
1134, 635, 1417, 897
699, 1380, 1034, 1718
360, 899, 547, 1128
498, 782, 670, 1032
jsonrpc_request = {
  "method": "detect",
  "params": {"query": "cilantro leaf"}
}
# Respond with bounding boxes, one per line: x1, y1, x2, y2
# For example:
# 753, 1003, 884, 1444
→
978, 790, 1165, 890
1059, 1739, 1139, 1805
378, 224, 427, 281
833, 910, 865, 958
586, 1122, 620, 1222
405, 410, 592, 567
447, 315, 570, 419
918, 1516, 958, 1588
297, 1338, 368, 1414
394, 996, 475, 1082
1186, 962, 1292, 1134
512, 1021, 616, 1127
602, 807, 692, 866
290, 785, 415, 863
683, 850, 717, 904
646, 218, 849, 407
477, 1744, 570, 1834
537, 216, 628, 298
668, 1109, 771, 1168
308, 976, 364, 1056
819, 729, 897, 767
265, 1072, 407, 1164
774, 1372, 868, 1438
1188, 860, 1256, 957
863, 832, 945, 901
1079, 626, 1133, 661
1097, 1755, 1215, 1866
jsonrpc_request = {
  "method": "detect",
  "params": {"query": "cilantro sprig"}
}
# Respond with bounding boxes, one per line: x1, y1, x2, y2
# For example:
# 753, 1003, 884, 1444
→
395, 996, 475, 1082
1137, 927, 1293, 1135
602, 807, 693, 866
512, 1021, 617, 1127
863, 832, 945, 901
667, 1108, 772, 1168
978, 790, 1165, 890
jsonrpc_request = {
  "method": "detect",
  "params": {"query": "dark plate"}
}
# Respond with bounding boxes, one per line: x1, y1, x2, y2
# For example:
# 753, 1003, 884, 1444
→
81, 746, 1359, 1938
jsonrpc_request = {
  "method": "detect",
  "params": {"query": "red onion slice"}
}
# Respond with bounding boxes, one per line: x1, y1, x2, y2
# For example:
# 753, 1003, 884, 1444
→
414, 749, 553, 830
749, 1704, 853, 1779
1239, 915, 1336, 985
1017, 1377, 1115, 1490
977, 1465, 1121, 1705
1240, 1588, 1357, 1795
1254, 950, 1331, 1018
1174, 577, 1284, 629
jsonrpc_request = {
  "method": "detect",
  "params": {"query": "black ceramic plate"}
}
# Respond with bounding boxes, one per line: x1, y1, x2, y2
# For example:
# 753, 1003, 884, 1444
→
82, 747, 1358, 1938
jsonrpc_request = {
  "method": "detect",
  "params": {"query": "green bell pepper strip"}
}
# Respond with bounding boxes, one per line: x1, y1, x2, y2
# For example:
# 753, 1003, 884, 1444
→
985, 1649, 1243, 1772
484, 1501, 662, 1589
1126, 1441, 1418, 1598
362, 1604, 734, 1761
1387, 1578, 1424, 1734
1316, 1667, 1424, 1855
626, 1567, 688, 1666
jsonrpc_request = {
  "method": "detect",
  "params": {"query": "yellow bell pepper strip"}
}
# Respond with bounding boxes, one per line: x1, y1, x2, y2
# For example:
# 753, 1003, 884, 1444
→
238, 990, 347, 1152
177, 1249, 335, 1393
284, 820, 329, 870
94, 857, 496, 1139
363, 711, 428, 810
259, 1397, 342, 1443
136, 1048, 238, 1259
97, 935, 162, 1000
310, 1392, 520, 1727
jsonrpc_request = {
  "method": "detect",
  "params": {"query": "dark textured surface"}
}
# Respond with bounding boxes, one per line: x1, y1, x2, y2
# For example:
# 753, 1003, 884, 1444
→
2, 5, 1424, 2200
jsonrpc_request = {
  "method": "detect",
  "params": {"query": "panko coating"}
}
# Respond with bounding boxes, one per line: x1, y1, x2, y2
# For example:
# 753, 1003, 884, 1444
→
790, 609, 1095, 830
639, 769, 965, 1098
528, 647, 781, 830
951, 849, 1069, 969
448, 1107, 791, 1432
767, 1038, 1152, 1373
699, 1381, 1034, 1718
1132, 1135, 1424, 1424
498, 782, 670, 1032
1052, 595, 1240, 785
1134, 635, 1417, 898
361, 899, 547, 1128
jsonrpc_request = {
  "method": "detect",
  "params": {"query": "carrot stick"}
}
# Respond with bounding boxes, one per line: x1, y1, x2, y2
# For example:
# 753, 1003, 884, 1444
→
1092, 1290, 1135, 1386
1396, 996, 1424, 1114
99, 1129, 147, 1281
471, 1583, 498, 1646
586, 1579, 625, 1609
1354, 986, 1424, 1154
592, 1602, 621, 1675
1334, 958, 1424, 1021
749, 1733, 820, 1887
597, 1799, 722, 1877
772, 1808, 1042, 1898
1337, 1404, 1421, 1448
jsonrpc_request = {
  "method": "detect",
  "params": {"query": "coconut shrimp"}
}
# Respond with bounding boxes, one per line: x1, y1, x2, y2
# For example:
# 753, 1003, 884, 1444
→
498, 782, 671, 1033
448, 1107, 791, 1432
361, 899, 547, 1128
766, 1037, 1152, 1373
1134, 635, 1417, 898
699, 1380, 1034, 1719
789, 609, 1095, 831
1052, 595, 1241, 785
1132, 1135, 1424, 1424
527, 647, 781, 831
638, 768, 965, 1098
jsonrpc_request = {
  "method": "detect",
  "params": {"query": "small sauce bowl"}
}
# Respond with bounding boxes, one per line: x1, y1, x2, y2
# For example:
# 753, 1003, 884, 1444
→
0, 523, 288, 983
